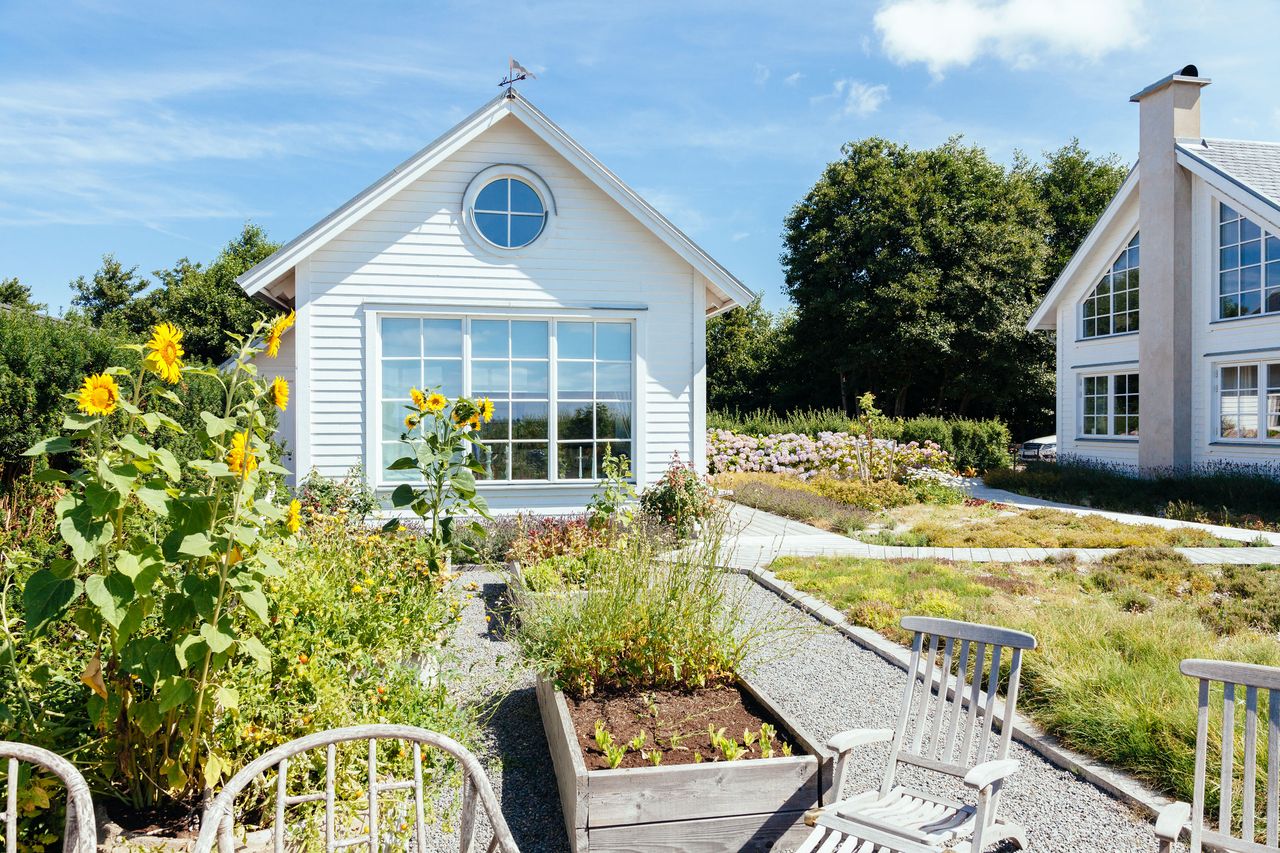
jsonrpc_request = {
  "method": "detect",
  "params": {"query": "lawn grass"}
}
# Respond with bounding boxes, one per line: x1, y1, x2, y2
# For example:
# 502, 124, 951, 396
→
771, 549, 1280, 805
868, 503, 1240, 548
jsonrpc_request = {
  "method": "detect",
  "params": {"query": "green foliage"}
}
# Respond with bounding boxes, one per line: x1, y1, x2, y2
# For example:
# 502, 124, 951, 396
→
385, 395, 492, 570
984, 460, 1280, 530
1034, 140, 1129, 283
0, 278, 43, 311
587, 446, 636, 530
891, 507, 1235, 549
806, 475, 916, 511
70, 255, 150, 329
296, 465, 378, 522
0, 308, 120, 483
522, 549, 610, 593
507, 515, 613, 566
639, 454, 717, 537
712, 473, 872, 534
15, 313, 296, 807
514, 514, 796, 697
708, 407, 854, 436
705, 297, 793, 412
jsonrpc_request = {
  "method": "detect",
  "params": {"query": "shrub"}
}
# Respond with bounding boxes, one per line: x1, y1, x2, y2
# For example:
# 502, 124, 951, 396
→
453, 514, 523, 565
806, 476, 915, 510
521, 548, 611, 592
897, 417, 950, 453
507, 515, 612, 565
708, 429, 952, 480
985, 459, 1280, 530
514, 513, 796, 697
640, 453, 717, 537
296, 465, 377, 521
904, 467, 968, 505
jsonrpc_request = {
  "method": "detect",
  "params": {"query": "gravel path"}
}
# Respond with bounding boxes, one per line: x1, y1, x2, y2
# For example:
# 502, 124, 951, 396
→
429, 566, 1177, 853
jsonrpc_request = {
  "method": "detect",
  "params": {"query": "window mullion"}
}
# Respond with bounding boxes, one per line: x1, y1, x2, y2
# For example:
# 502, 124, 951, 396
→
549, 319, 559, 482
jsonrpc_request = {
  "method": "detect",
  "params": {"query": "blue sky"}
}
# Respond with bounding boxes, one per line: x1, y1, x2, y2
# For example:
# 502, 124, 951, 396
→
4, 0, 1280, 313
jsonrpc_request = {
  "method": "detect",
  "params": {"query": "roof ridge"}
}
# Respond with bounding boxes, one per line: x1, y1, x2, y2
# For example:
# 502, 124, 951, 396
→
1183, 136, 1280, 148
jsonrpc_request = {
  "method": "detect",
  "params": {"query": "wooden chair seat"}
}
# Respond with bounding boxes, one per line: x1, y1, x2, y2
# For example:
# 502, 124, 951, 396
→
797, 786, 979, 853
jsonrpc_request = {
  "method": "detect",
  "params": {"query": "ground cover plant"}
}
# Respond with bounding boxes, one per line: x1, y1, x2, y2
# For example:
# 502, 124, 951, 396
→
986, 460, 1280, 531
770, 548, 1280, 807
862, 502, 1240, 549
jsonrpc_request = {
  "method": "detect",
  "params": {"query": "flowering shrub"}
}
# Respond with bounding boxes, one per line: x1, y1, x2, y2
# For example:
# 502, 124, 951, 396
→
507, 515, 611, 565
640, 453, 717, 538
707, 429, 953, 481
296, 464, 377, 522
904, 466, 968, 505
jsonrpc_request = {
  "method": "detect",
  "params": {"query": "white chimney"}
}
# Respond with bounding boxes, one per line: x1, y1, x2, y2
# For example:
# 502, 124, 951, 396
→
1131, 65, 1210, 472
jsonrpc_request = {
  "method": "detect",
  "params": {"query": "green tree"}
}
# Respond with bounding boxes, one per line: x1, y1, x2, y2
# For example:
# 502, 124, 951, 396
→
69, 255, 149, 327
1034, 140, 1129, 285
781, 137, 1049, 421
0, 277, 43, 311
706, 297, 789, 412
148, 224, 281, 364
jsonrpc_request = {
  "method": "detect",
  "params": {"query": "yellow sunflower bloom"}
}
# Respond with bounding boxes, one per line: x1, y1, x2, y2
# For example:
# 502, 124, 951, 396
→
77, 373, 120, 416
270, 376, 289, 411
425, 392, 447, 413
264, 311, 296, 358
227, 431, 258, 475
468, 414, 481, 431
410, 387, 427, 409
478, 397, 495, 423
404, 413, 418, 430
285, 499, 302, 534
144, 322, 185, 384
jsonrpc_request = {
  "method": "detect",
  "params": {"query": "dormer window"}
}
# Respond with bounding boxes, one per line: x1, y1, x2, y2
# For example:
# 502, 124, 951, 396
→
1081, 233, 1140, 338
1218, 202, 1280, 319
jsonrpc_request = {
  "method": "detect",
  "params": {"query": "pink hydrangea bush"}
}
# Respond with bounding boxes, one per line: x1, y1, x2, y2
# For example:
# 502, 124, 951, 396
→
707, 429, 953, 482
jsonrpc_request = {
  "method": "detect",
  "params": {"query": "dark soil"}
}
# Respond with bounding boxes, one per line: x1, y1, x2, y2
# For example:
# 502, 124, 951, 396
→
106, 799, 201, 837
568, 683, 802, 770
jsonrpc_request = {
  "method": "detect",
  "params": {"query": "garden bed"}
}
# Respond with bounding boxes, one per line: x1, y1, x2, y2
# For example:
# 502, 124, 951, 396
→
536, 674, 829, 852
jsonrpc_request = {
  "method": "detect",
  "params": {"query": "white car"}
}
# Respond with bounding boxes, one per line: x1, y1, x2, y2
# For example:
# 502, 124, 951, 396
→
1018, 435, 1057, 462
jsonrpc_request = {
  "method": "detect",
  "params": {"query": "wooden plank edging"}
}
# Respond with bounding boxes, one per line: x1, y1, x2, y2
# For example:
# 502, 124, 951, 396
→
732, 564, 1177, 819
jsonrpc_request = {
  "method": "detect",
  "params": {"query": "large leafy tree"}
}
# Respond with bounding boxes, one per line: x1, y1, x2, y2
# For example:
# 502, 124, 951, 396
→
1035, 140, 1129, 285
781, 137, 1049, 421
0, 277, 43, 311
706, 297, 790, 412
69, 254, 149, 327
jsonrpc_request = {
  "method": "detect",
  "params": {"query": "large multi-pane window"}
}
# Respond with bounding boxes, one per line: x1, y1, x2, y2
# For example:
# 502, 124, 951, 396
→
1218, 203, 1280, 319
1218, 362, 1280, 441
1081, 373, 1139, 437
378, 316, 633, 482
1082, 233, 1140, 338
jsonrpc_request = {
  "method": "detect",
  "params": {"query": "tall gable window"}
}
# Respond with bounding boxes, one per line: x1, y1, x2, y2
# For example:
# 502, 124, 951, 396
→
1082, 233, 1140, 338
1218, 203, 1280, 319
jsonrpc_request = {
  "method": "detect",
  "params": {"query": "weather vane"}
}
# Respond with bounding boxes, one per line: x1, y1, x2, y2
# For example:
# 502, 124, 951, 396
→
500, 57, 536, 96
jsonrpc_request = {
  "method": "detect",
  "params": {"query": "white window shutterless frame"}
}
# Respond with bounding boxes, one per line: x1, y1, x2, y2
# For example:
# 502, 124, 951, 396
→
367, 310, 640, 488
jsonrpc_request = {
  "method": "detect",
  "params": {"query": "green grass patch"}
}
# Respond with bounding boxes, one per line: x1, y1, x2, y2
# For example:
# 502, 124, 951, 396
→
772, 551, 1280, 804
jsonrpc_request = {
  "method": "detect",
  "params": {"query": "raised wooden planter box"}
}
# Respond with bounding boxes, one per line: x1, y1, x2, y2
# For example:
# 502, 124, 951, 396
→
535, 674, 832, 852
507, 561, 593, 614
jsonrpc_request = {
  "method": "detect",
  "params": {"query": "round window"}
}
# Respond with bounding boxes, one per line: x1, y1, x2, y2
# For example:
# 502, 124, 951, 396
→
471, 177, 547, 248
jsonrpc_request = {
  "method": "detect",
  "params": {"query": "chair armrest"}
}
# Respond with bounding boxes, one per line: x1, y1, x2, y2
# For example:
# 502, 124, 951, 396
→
963, 759, 1020, 791
825, 729, 894, 755
1154, 801, 1190, 841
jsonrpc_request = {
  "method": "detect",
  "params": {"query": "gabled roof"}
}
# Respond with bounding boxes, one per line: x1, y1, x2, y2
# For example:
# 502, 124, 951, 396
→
1026, 166, 1139, 331
236, 89, 756, 312
1177, 137, 1280, 216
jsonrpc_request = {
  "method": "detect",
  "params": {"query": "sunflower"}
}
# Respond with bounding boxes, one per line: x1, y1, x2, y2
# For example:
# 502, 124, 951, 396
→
404, 413, 418, 430
144, 322, 185, 384
227, 431, 258, 475
425, 392, 447, 413
285, 499, 302, 534
478, 397, 495, 423
77, 373, 120, 416
468, 414, 481, 431
410, 387, 427, 410
270, 376, 289, 411
264, 311, 296, 358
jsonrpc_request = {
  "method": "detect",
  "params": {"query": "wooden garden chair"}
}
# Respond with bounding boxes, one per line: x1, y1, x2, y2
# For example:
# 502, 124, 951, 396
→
1156, 659, 1280, 853
194, 724, 518, 853
795, 616, 1037, 853
0, 741, 97, 853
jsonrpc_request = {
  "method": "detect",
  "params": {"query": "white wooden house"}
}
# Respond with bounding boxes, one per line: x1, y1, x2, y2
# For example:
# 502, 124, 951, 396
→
237, 90, 754, 512
1028, 66, 1280, 473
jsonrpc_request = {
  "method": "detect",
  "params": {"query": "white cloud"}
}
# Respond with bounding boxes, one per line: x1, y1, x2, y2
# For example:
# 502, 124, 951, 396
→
754, 63, 771, 85
731, 231, 750, 241
874, 0, 1145, 76
784, 72, 804, 86
814, 79, 890, 118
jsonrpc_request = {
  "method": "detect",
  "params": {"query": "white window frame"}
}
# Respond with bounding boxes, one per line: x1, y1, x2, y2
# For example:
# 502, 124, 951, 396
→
461, 165, 557, 256
1213, 360, 1280, 443
1215, 200, 1280, 321
367, 308, 641, 489
1077, 372, 1140, 439
1079, 231, 1140, 340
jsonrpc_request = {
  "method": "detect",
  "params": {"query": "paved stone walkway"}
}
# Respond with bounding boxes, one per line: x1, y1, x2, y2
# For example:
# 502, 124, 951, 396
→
721, 500, 1280, 567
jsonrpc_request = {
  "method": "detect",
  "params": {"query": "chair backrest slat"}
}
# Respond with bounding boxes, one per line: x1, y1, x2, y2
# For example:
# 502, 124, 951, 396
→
0, 742, 97, 853
883, 617, 1036, 794
1180, 658, 1280, 853
194, 724, 518, 853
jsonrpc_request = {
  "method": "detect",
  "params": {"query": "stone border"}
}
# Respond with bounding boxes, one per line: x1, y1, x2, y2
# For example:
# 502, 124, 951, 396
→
733, 563, 1175, 821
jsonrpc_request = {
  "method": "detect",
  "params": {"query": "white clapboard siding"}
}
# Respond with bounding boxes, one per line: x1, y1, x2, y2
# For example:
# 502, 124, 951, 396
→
301, 113, 700, 503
